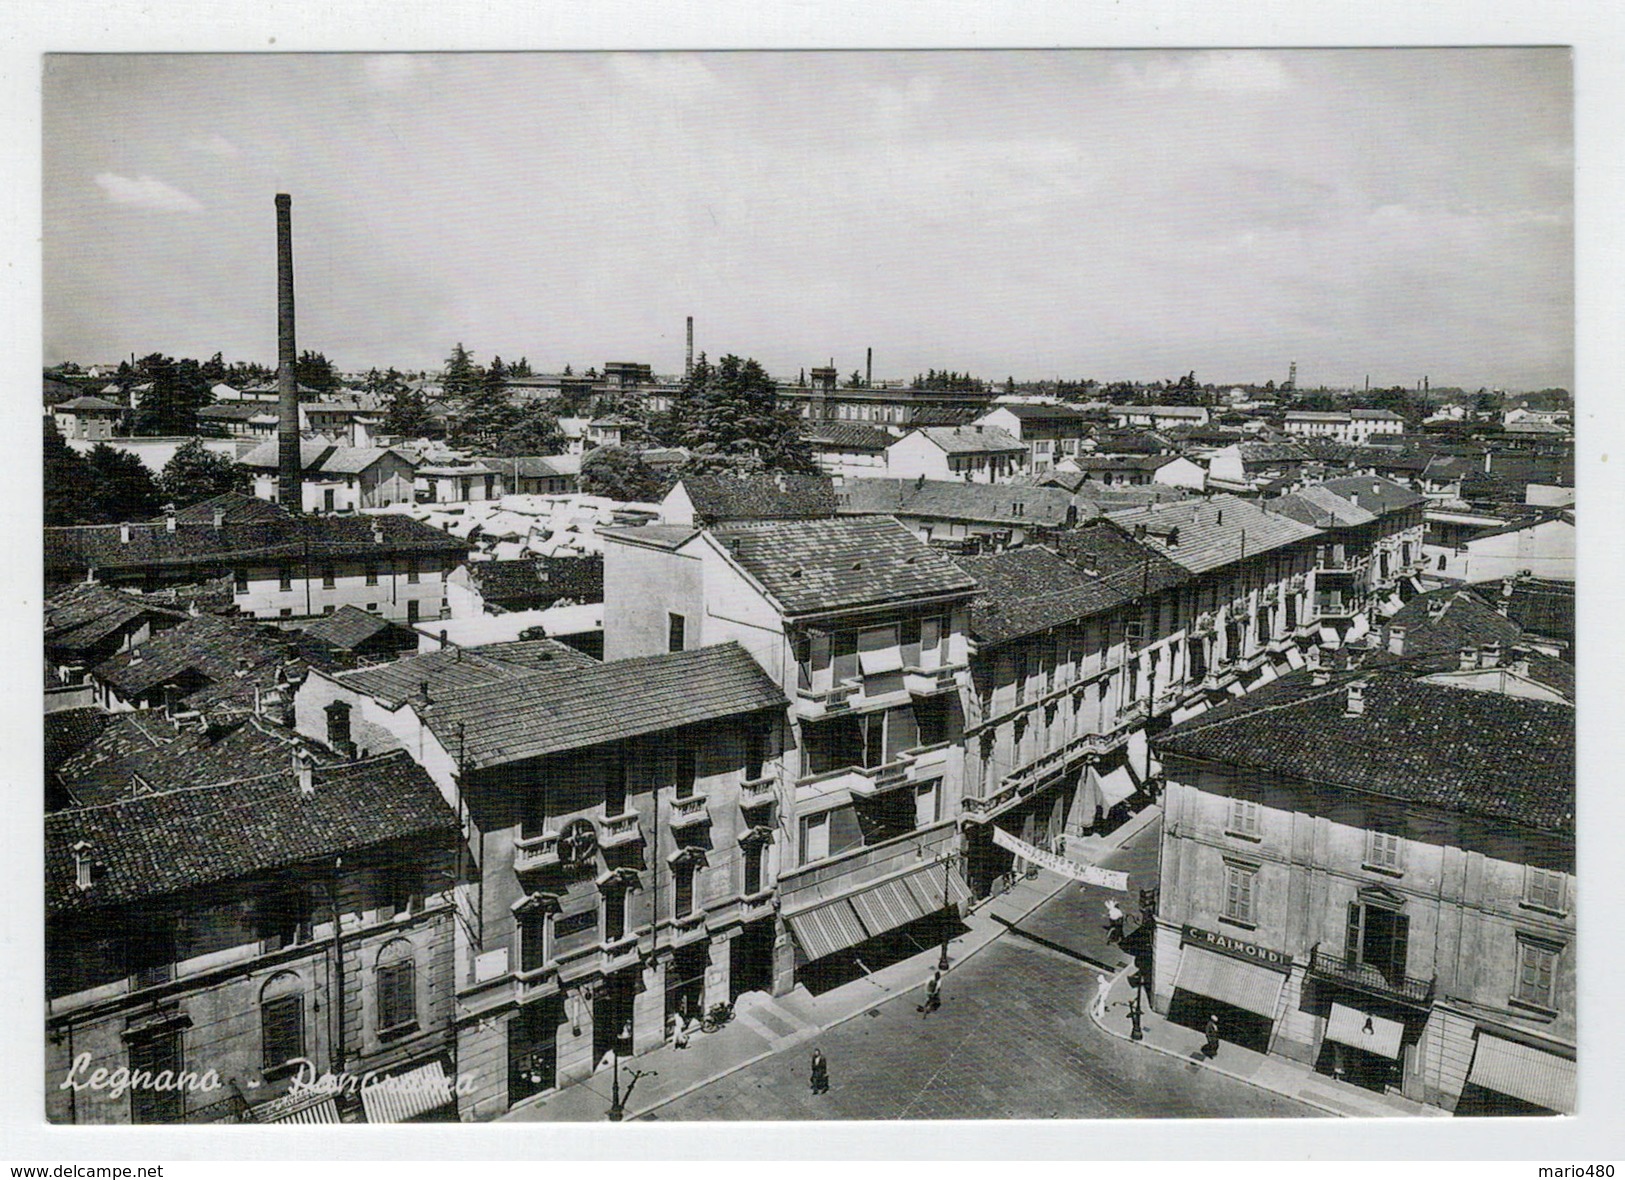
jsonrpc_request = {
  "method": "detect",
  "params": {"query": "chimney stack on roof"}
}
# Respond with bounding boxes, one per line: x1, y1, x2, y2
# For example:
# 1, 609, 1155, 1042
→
1344, 680, 1366, 716
165, 509, 177, 533
119, 524, 131, 544
294, 748, 316, 798
1479, 641, 1502, 668
1387, 625, 1406, 656
275, 194, 303, 514
1459, 646, 1478, 671
213, 506, 226, 530
1428, 597, 1449, 621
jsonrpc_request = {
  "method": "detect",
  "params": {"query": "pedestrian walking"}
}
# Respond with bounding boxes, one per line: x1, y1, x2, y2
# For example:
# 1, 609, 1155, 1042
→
1104, 898, 1126, 945
1203, 1014, 1221, 1059
809, 1048, 830, 1095
918, 969, 943, 1015
1091, 973, 1111, 1020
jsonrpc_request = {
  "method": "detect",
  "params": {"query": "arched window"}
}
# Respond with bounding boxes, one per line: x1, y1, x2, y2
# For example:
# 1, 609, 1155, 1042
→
260, 970, 305, 1074
375, 939, 417, 1034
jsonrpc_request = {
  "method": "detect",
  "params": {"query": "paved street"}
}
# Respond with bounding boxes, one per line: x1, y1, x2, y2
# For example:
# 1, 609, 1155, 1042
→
644, 821, 1316, 1121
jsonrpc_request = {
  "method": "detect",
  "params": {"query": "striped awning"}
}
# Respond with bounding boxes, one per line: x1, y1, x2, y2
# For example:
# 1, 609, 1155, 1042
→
785, 899, 868, 961
1125, 729, 1160, 779
849, 874, 930, 937
1467, 1033, 1576, 1113
1094, 764, 1138, 806
360, 1060, 456, 1124
902, 862, 971, 914
1325, 1002, 1404, 1059
253, 1092, 341, 1125
1173, 945, 1286, 1020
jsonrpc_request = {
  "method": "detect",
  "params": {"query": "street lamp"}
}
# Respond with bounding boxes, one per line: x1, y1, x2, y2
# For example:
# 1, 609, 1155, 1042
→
937, 851, 955, 972
607, 1022, 656, 1122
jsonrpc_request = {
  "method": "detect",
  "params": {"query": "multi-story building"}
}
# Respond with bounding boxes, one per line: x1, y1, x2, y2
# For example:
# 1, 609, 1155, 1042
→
45, 747, 463, 1125
661, 471, 837, 528
973, 404, 1094, 472
197, 403, 280, 440
292, 640, 788, 1119
1283, 409, 1405, 444
45, 506, 470, 625
53, 396, 126, 440
241, 438, 418, 514
778, 370, 994, 432
1152, 668, 1574, 1115
885, 425, 1029, 484
799, 421, 893, 479
952, 524, 1192, 893
1104, 495, 1324, 694
837, 478, 1086, 551
1111, 405, 1211, 431
601, 516, 980, 992
1318, 476, 1428, 598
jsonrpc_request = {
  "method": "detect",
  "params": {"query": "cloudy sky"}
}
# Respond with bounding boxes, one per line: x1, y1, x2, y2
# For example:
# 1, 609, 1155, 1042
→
42, 50, 1571, 390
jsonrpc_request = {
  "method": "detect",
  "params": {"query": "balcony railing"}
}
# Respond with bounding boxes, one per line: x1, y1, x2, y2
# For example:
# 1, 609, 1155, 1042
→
513, 832, 561, 874
739, 775, 777, 809
792, 678, 861, 717
600, 813, 643, 849
601, 935, 641, 966
903, 663, 963, 697
669, 795, 711, 830
847, 757, 912, 798
963, 711, 1146, 822
1307, 944, 1435, 1008
1314, 598, 1359, 620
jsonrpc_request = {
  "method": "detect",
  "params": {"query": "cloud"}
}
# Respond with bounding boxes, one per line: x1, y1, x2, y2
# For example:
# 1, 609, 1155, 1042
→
362, 56, 433, 92
608, 54, 719, 98
1117, 52, 1291, 94
187, 133, 240, 159
93, 173, 203, 212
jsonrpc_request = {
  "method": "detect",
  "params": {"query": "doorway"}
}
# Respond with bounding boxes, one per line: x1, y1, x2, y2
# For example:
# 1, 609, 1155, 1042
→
592, 970, 637, 1065
730, 918, 776, 1000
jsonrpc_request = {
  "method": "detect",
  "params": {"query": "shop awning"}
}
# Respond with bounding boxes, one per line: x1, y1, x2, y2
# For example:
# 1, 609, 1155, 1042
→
1318, 627, 1341, 648
1173, 945, 1286, 1020
361, 1060, 456, 1124
849, 873, 931, 937
1170, 699, 1210, 724
253, 1092, 341, 1125
784, 898, 868, 962
1284, 647, 1306, 670
1094, 764, 1138, 806
1125, 729, 1160, 779
902, 862, 971, 915
1467, 1033, 1576, 1113
1324, 1002, 1404, 1059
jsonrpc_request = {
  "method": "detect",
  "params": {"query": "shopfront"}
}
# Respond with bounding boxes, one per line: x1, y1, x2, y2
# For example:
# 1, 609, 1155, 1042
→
1454, 1031, 1576, 1117
1165, 925, 1293, 1053
1314, 1001, 1407, 1093
508, 996, 564, 1106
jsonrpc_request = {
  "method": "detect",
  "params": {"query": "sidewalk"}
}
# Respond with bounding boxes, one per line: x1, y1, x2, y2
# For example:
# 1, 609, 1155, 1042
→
1088, 964, 1449, 1118
502, 806, 1158, 1122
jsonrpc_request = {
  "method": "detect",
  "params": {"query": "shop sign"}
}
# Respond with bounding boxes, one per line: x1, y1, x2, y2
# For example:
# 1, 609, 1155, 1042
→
1181, 924, 1292, 972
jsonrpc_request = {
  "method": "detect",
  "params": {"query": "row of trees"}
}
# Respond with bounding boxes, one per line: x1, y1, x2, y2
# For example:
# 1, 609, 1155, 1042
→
45, 432, 245, 526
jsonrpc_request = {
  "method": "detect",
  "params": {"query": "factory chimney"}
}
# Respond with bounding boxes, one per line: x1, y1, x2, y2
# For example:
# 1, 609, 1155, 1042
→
275, 194, 302, 513
866, 347, 872, 388
685, 316, 694, 380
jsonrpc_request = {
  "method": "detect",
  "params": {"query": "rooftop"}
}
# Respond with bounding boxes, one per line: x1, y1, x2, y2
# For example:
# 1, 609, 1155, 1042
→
415, 642, 787, 770
1153, 669, 1573, 834
674, 471, 838, 524
1267, 485, 1378, 530
45, 583, 186, 657
799, 421, 895, 451
92, 613, 301, 708
1467, 576, 1573, 645
1104, 494, 1322, 575
709, 516, 979, 617
910, 425, 1027, 455
57, 396, 125, 412
1319, 475, 1427, 515
162, 493, 292, 526
46, 750, 459, 918
333, 637, 595, 708
837, 477, 1085, 528
300, 605, 414, 651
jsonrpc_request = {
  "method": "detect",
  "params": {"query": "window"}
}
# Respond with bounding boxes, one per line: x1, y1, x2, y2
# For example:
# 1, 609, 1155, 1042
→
743, 842, 764, 895
667, 612, 686, 653
406, 600, 420, 624
519, 908, 550, 972
234, 568, 248, 593
744, 723, 767, 781
673, 738, 697, 799
1366, 830, 1404, 873
832, 631, 859, 682
1345, 898, 1409, 982
128, 1032, 184, 1123
603, 889, 626, 943
279, 566, 293, 592
1222, 862, 1258, 926
261, 992, 304, 1074
382, 864, 419, 919
1514, 937, 1560, 1011
325, 701, 352, 750
259, 888, 312, 951
127, 921, 176, 990
914, 780, 940, 827
913, 694, 949, 747
321, 565, 336, 589
674, 864, 695, 918
280, 607, 293, 618
323, 488, 336, 513
365, 564, 378, 586
407, 558, 420, 585
604, 749, 628, 816
800, 805, 864, 865
323, 604, 335, 615
1523, 867, 1568, 914
1227, 797, 1262, 839
376, 949, 417, 1033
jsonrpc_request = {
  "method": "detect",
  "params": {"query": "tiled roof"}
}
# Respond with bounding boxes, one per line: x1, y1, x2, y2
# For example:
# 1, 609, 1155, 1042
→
466, 555, 604, 607
45, 583, 186, 657
164, 493, 292, 525
477, 455, 577, 481
1285, 410, 1350, 422
300, 605, 410, 651
57, 396, 124, 412
333, 638, 595, 708
957, 527, 1187, 646
1467, 576, 1573, 645
1236, 441, 1311, 465
45, 708, 112, 776
55, 712, 341, 808
800, 421, 894, 450
238, 439, 411, 475
1382, 587, 1523, 659
1104, 494, 1322, 575
676, 472, 838, 523
1120, 405, 1208, 418
1154, 669, 1573, 833
837, 478, 1085, 528
1092, 430, 1172, 455
415, 642, 787, 770
1351, 409, 1404, 420
91, 614, 301, 706
1267, 485, 1377, 529
198, 403, 277, 421
45, 750, 459, 918
45, 513, 469, 580
983, 403, 1095, 422
1319, 475, 1426, 515
912, 425, 1026, 454
710, 516, 979, 617
1072, 454, 1178, 472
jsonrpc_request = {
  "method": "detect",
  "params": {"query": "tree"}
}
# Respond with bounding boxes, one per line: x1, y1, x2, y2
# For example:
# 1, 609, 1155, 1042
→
580, 445, 664, 503
295, 350, 340, 397
679, 353, 816, 473
44, 426, 94, 526
382, 383, 434, 438
200, 352, 227, 384
131, 353, 210, 436
1474, 388, 1500, 414
454, 354, 523, 447
849, 370, 864, 389
510, 357, 533, 378
85, 444, 162, 522
159, 439, 247, 507
490, 405, 566, 457
442, 343, 482, 400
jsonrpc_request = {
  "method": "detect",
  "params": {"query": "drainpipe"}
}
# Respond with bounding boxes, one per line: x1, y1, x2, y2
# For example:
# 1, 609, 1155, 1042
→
328, 856, 347, 1074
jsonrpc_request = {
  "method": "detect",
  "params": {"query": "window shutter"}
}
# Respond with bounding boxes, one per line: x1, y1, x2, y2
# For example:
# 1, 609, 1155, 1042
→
1389, 913, 1410, 980
1345, 903, 1362, 964
262, 995, 304, 1069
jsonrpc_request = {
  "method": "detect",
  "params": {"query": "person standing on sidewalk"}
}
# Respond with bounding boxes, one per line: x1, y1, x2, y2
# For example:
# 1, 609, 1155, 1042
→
918, 969, 943, 1016
809, 1048, 830, 1095
1203, 1014, 1221, 1059
1104, 898, 1126, 945
1091, 973, 1112, 1019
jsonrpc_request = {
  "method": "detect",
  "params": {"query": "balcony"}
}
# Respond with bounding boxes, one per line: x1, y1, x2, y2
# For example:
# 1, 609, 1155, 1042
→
848, 757, 913, 798
669, 795, 711, 830
1307, 944, 1435, 1008
792, 678, 860, 720
601, 934, 641, 968
739, 775, 777, 810
1314, 598, 1359, 621
963, 717, 1143, 823
513, 832, 561, 874
599, 812, 644, 849
1315, 548, 1356, 573
903, 662, 963, 697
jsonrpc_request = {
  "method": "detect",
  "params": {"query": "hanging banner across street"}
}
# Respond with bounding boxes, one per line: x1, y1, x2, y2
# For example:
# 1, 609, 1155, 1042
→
990, 826, 1130, 891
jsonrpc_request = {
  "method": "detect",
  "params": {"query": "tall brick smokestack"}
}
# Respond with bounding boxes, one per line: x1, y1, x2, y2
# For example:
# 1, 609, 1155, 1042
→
866, 347, 872, 388
685, 316, 694, 379
275, 194, 301, 513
